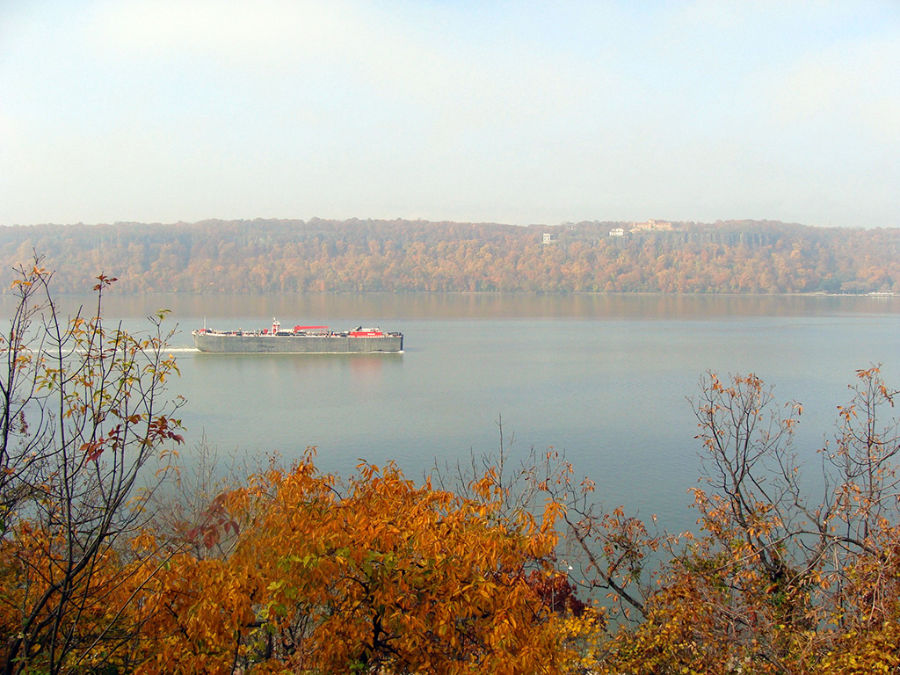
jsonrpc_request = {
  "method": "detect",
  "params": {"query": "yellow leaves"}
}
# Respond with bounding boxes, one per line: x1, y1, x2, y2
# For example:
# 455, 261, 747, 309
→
471, 466, 499, 501
13, 331, 895, 674
856, 366, 880, 380
540, 499, 566, 533
819, 622, 900, 674
837, 403, 857, 422
123, 459, 574, 672
130, 529, 158, 553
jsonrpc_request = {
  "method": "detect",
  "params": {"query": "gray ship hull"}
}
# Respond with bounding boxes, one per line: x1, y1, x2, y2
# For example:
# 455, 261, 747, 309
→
192, 332, 403, 354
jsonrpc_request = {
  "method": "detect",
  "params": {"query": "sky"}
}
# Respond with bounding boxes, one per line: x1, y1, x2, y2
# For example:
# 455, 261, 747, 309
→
1, 1, 898, 229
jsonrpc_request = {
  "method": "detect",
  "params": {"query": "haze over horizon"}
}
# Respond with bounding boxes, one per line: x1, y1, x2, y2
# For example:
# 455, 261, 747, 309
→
1, 1, 897, 230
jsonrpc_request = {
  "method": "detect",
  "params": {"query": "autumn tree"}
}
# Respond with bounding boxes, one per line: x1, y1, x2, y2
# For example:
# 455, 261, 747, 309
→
581, 368, 900, 673
125, 453, 596, 673
0, 259, 184, 674
2, 219, 897, 294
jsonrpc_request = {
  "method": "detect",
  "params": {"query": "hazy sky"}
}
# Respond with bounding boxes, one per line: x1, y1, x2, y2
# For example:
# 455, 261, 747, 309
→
1, 1, 897, 228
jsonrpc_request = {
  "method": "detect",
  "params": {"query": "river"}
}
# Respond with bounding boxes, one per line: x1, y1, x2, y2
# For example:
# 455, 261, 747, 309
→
13, 292, 900, 534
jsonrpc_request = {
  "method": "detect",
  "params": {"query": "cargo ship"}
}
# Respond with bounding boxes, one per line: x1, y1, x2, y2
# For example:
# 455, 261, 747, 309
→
192, 319, 403, 354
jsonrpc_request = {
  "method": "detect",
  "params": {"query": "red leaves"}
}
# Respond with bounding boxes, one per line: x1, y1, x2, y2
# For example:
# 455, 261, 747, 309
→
92, 273, 118, 291
147, 416, 185, 445
524, 569, 587, 617
186, 493, 239, 551
185, 523, 223, 550
80, 439, 104, 462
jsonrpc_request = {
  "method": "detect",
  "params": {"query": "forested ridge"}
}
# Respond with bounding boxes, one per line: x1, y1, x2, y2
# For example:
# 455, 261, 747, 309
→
1, 218, 898, 294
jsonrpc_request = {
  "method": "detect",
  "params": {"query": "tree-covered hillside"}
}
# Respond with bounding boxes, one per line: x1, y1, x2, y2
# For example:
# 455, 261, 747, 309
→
1, 219, 897, 293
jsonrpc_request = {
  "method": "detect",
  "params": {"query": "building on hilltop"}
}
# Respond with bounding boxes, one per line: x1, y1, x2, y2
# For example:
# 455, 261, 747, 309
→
629, 219, 673, 232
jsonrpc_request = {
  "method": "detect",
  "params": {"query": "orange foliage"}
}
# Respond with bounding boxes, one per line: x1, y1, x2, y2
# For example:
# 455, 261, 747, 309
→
127, 456, 579, 673
1, 219, 897, 294
590, 367, 900, 674
5, 256, 900, 673
4, 368, 900, 672
0, 261, 184, 674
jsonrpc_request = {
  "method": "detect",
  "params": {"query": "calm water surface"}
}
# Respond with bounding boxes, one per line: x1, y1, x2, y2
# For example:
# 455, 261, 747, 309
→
27, 293, 900, 533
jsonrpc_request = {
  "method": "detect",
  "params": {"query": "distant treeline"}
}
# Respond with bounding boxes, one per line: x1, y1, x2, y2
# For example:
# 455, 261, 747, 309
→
1, 218, 897, 294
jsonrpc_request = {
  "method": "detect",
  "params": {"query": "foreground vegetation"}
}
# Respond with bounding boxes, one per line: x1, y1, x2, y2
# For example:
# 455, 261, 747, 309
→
1, 218, 898, 294
2, 264, 899, 673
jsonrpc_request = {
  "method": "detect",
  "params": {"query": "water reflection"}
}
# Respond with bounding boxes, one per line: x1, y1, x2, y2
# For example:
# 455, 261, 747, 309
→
14, 292, 900, 323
